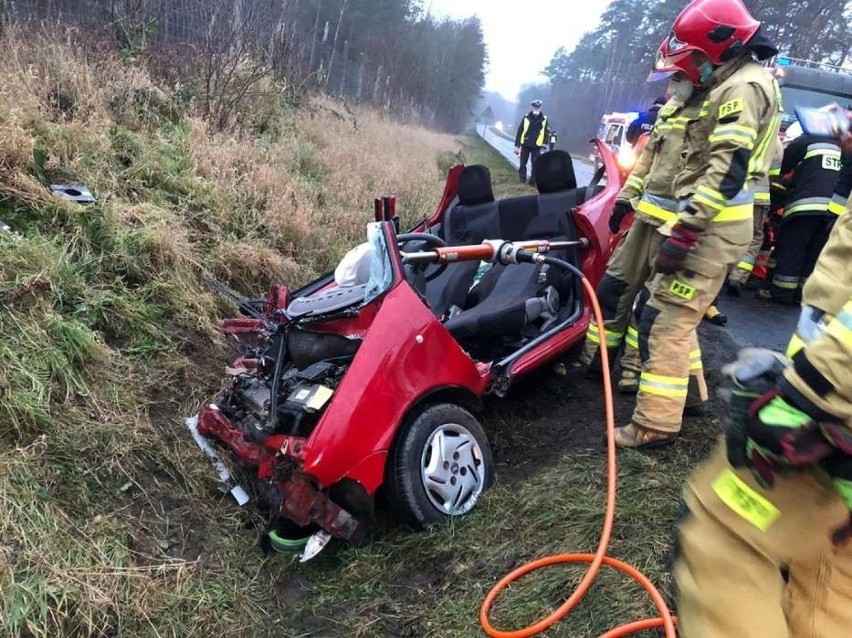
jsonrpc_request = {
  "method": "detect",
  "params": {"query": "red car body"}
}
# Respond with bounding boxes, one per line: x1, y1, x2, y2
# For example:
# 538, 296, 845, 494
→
196, 140, 625, 544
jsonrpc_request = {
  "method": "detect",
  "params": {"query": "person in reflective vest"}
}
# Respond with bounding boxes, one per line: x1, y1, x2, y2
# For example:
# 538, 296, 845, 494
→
514, 99, 548, 186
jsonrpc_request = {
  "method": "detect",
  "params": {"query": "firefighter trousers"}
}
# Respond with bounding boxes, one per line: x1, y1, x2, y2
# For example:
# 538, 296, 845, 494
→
771, 214, 835, 305
729, 204, 769, 285
580, 220, 706, 406
580, 219, 663, 368
675, 442, 852, 638
631, 245, 729, 432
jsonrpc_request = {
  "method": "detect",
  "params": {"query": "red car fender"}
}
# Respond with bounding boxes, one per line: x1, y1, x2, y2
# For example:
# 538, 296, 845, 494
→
300, 282, 489, 492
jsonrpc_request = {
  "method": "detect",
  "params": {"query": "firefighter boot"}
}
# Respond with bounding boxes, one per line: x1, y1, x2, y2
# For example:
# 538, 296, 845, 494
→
618, 370, 639, 394
613, 423, 677, 450
704, 304, 727, 326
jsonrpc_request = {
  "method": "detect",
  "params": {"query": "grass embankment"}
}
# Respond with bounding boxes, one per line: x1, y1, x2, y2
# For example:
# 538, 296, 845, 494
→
0, 30, 462, 637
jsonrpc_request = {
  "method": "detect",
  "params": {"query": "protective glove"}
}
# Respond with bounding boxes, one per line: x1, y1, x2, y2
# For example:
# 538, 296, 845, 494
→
655, 223, 701, 275
720, 349, 833, 489
742, 390, 834, 488
720, 349, 790, 473
822, 451, 852, 545
608, 200, 632, 234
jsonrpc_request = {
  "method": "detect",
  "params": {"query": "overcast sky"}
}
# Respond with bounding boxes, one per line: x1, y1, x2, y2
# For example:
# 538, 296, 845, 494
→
426, 0, 614, 102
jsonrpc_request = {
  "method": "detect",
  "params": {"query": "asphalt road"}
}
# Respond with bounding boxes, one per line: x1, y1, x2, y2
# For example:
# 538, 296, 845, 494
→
476, 124, 596, 187
476, 124, 801, 354
713, 288, 800, 352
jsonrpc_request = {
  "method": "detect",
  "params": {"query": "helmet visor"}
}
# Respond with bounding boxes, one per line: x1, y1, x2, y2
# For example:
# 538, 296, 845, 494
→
647, 48, 697, 83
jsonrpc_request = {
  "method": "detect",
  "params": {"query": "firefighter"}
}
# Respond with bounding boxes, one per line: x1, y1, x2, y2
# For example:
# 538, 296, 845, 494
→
609, 0, 781, 449
625, 96, 666, 145
769, 128, 844, 305
727, 134, 784, 295
674, 127, 852, 637
514, 100, 548, 186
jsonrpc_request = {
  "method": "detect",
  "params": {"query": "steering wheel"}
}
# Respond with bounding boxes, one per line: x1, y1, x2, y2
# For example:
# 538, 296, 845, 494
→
397, 232, 448, 283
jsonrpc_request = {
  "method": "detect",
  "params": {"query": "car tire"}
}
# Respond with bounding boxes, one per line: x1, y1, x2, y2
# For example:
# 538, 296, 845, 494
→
387, 403, 493, 529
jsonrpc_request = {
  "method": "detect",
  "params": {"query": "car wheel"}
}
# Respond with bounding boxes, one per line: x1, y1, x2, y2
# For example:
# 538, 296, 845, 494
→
387, 403, 493, 528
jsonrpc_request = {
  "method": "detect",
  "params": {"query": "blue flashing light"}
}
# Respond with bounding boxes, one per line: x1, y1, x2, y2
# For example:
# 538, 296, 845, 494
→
777, 56, 791, 66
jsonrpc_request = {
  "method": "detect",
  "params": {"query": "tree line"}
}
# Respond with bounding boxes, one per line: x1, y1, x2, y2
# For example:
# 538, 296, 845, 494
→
528, 0, 851, 152
1, 0, 487, 132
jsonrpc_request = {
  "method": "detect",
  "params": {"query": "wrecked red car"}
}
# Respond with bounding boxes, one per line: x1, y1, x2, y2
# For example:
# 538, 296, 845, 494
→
192, 143, 624, 558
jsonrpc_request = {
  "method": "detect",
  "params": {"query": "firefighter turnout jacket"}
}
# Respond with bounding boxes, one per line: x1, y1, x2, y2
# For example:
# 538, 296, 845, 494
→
618, 55, 781, 267
515, 111, 548, 149
787, 197, 852, 359
782, 195, 852, 426
830, 156, 852, 216
779, 134, 843, 218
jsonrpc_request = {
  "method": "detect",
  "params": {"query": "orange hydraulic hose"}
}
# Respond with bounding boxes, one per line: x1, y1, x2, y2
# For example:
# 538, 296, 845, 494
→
479, 275, 677, 638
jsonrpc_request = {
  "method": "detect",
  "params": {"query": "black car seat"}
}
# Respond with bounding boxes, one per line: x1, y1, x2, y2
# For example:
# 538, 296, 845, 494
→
444, 212, 575, 344
442, 152, 583, 347
423, 165, 499, 317
534, 151, 583, 268
535, 150, 577, 194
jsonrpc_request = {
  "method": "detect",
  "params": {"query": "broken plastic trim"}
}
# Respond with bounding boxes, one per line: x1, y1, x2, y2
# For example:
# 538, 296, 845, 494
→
50, 184, 97, 203
185, 414, 250, 506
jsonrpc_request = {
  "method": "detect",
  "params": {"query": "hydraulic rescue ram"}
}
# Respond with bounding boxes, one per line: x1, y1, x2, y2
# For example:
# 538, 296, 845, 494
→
401, 238, 589, 265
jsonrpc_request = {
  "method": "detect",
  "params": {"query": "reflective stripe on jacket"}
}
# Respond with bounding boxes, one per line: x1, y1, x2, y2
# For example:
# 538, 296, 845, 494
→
828, 160, 852, 216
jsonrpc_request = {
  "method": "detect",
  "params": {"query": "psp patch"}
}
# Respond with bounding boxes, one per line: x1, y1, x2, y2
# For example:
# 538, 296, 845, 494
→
719, 98, 744, 118
669, 280, 696, 300
659, 104, 678, 117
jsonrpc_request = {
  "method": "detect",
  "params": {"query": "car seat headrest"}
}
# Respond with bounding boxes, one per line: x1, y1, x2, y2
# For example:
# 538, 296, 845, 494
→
534, 151, 577, 194
458, 164, 495, 205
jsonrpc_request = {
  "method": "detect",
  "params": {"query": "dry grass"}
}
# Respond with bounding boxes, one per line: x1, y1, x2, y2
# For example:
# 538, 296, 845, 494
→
0, 26, 465, 637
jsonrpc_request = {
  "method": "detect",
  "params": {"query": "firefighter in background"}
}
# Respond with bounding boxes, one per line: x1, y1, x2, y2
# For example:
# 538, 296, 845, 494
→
769, 129, 843, 305
727, 134, 785, 295
514, 99, 548, 186
674, 126, 852, 637
604, 0, 780, 449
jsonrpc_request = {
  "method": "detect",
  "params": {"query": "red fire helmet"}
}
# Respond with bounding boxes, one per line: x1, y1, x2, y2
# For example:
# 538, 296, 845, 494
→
650, 0, 760, 85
